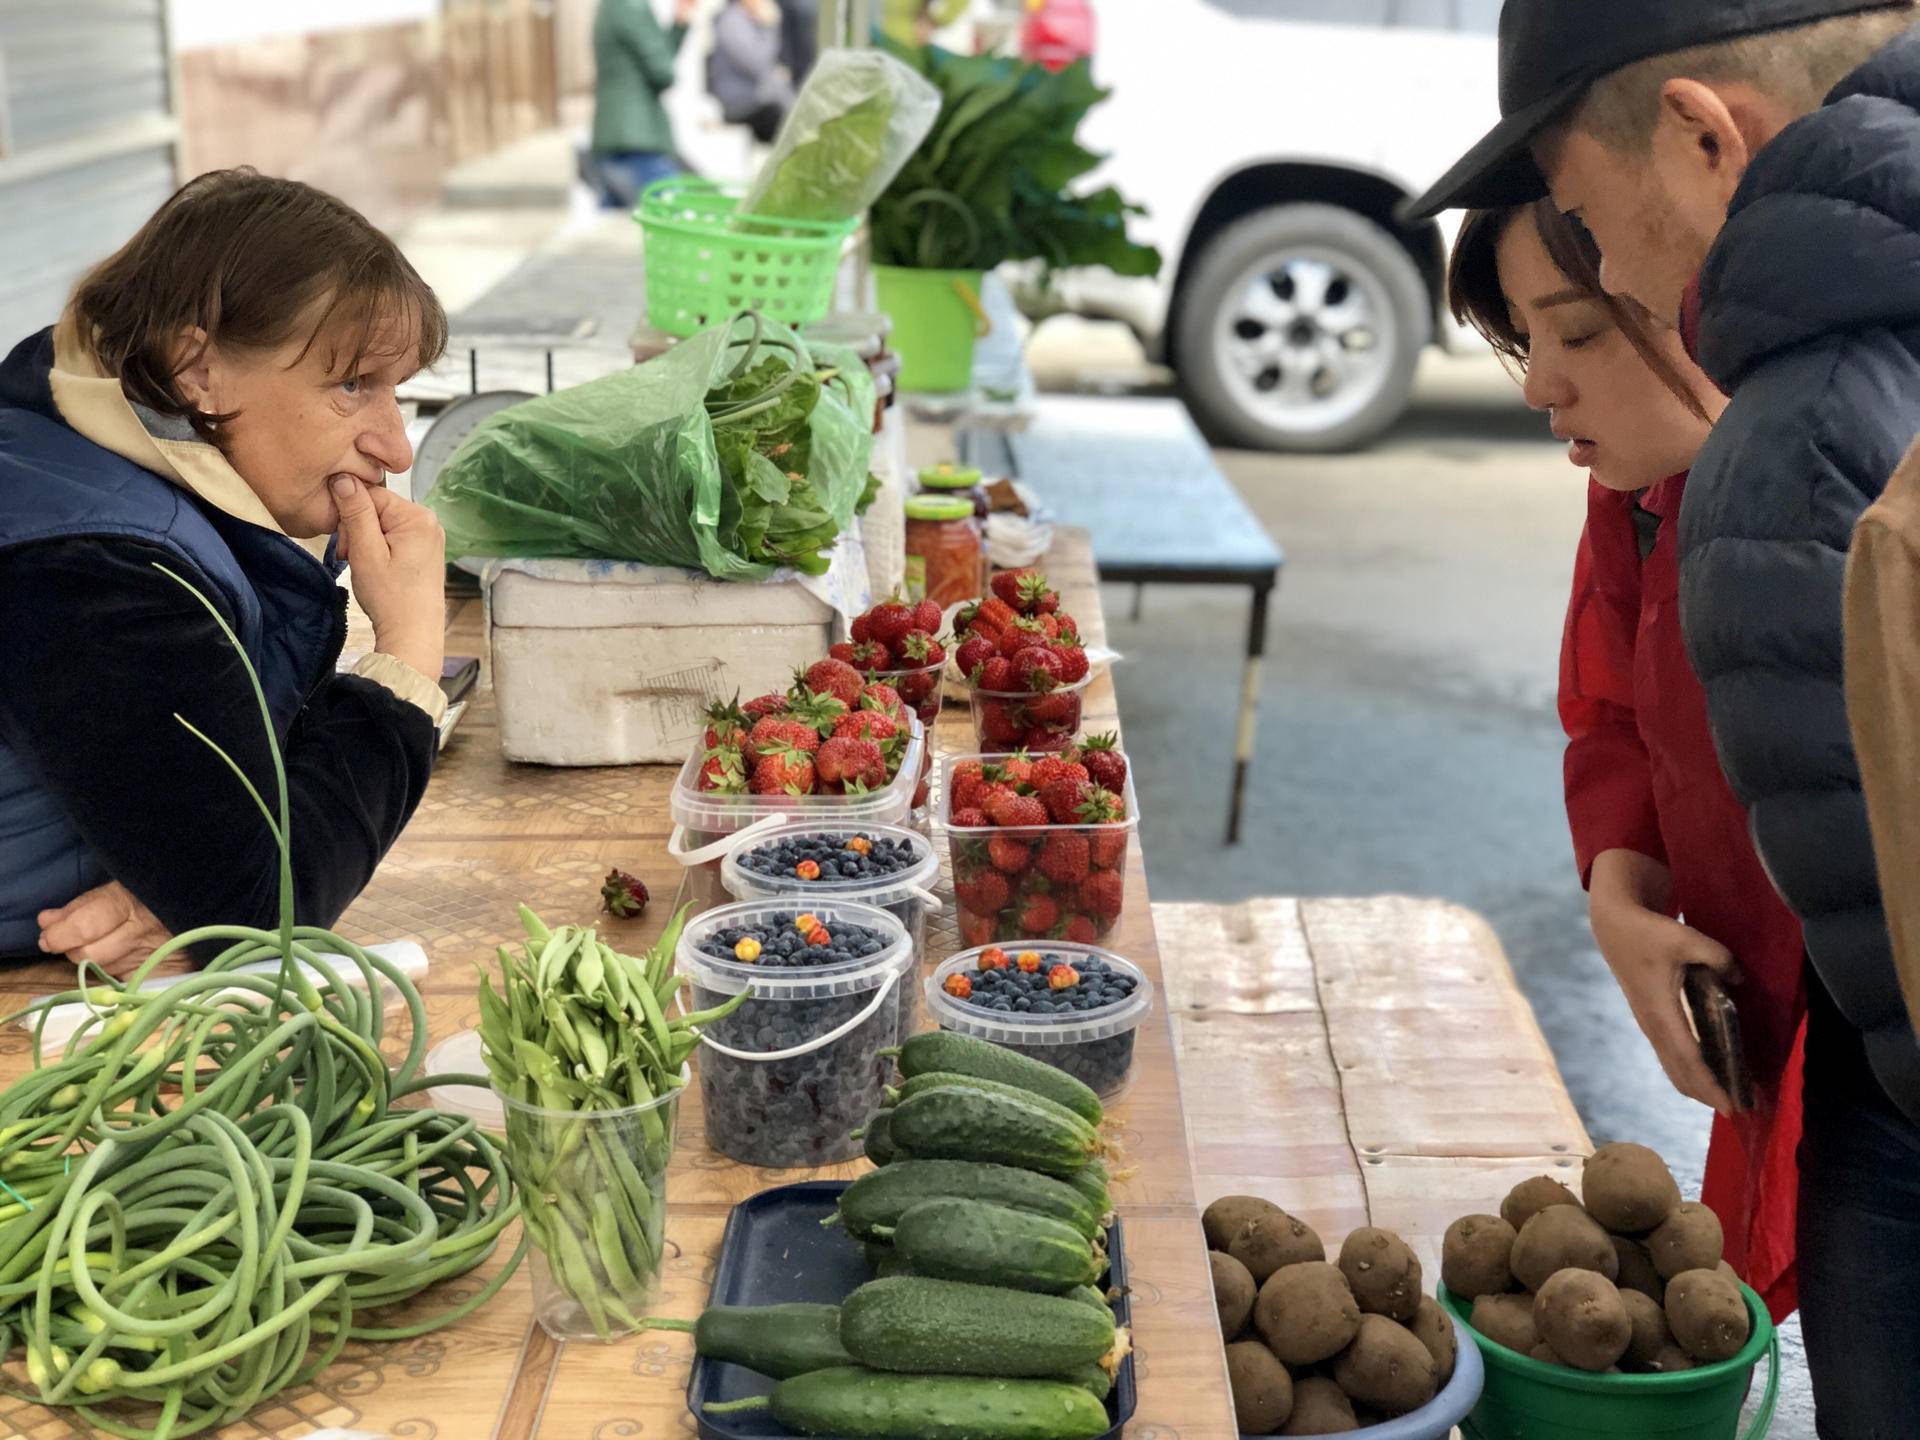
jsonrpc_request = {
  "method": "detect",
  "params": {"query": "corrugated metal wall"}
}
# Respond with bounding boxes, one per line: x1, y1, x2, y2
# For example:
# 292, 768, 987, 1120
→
0, 0, 180, 344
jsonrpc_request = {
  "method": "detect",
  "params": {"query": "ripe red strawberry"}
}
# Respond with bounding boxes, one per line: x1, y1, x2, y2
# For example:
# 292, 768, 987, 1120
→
850, 610, 874, 644
976, 657, 1016, 694
911, 598, 944, 634
743, 692, 788, 722
751, 744, 816, 795
702, 696, 750, 751
975, 596, 1019, 634
867, 598, 915, 647
1032, 588, 1061, 616
897, 630, 945, 667
999, 618, 1048, 660
951, 806, 989, 828
698, 746, 747, 794
1025, 729, 1074, 753
829, 641, 860, 666
833, 639, 891, 672
985, 790, 1049, 829
956, 634, 999, 680
988, 835, 1033, 873
1051, 644, 1090, 685
1017, 893, 1061, 936
1029, 757, 1090, 790
959, 910, 997, 947
750, 716, 820, 755
834, 710, 899, 747
1038, 776, 1092, 824
801, 658, 865, 708
816, 736, 886, 789
991, 568, 1055, 615
998, 752, 1035, 788
1037, 832, 1091, 884
950, 763, 989, 812
1012, 646, 1065, 691
898, 670, 939, 705
1024, 691, 1081, 728
956, 870, 1012, 915
913, 776, 930, 808
1062, 914, 1099, 944
1090, 831, 1129, 871
979, 698, 1026, 746
861, 683, 905, 718
1077, 783, 1127, 824
1079, 870, 1124, 923
1080, 734, 1128, 791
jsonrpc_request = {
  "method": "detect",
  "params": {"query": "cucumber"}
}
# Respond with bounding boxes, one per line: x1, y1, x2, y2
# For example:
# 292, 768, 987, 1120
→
705, 1367, 1110, 1440
837, 1160, 1104, 1242
893, 1031, 1103, 1124
1052, 1363, 1113, 1402
840, 1276, 1117, 1377
888, 1072, 1095, 1133
890, 1088, 1099, 1178
1065, 1161, 1112, 1213
861, 1107, 897, 1166
1063, 1285, 1111, 1313
862, 1243, 915, 1279
889, 1198, 1102, 1293
639, 1303, 851, 1379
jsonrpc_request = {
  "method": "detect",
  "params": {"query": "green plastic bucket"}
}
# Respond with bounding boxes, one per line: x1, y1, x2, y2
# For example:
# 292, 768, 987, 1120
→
1438, 1284, 1778, 1440
874, 264, 988, 394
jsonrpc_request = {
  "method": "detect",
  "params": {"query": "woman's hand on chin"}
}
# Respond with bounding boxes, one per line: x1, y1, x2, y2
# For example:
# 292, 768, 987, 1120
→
37, 881, 184, 979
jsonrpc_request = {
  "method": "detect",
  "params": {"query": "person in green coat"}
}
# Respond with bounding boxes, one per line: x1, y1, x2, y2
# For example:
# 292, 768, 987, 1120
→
588, 0, 699, 208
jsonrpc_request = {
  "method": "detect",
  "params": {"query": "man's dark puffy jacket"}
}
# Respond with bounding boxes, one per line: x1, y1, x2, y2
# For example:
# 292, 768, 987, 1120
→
1682, 23, 1920, 1122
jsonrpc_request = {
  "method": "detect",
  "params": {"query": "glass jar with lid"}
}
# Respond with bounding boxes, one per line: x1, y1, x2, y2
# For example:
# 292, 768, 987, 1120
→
917, 462, 990, 519
903, 495, 985, 609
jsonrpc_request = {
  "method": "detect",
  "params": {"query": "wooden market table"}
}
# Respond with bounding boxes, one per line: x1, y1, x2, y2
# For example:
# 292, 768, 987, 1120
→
0, 528, 1241, 1440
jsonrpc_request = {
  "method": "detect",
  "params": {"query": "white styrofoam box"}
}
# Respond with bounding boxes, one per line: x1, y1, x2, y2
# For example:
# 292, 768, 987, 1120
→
488, 560, 838, 766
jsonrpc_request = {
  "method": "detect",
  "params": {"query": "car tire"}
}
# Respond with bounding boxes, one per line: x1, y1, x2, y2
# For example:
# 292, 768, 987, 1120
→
1174, 203, 1431, 454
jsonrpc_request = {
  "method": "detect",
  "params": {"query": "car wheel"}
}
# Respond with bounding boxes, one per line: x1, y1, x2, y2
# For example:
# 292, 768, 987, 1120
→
1175, 203, 1431, 453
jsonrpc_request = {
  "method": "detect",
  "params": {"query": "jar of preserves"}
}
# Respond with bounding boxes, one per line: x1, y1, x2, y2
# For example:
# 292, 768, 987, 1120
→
917, 462, 990, 519
903, 495, 985, 609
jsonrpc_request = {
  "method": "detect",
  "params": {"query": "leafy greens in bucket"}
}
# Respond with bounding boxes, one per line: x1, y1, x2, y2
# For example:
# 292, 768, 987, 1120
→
870, 42, 1161, 277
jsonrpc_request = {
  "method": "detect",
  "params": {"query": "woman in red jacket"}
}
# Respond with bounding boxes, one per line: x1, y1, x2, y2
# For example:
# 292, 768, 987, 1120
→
1448, 200, 1806, 1323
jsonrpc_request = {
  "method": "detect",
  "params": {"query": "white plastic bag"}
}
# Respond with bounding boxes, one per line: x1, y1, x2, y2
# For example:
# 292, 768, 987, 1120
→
743, 50, 941, 223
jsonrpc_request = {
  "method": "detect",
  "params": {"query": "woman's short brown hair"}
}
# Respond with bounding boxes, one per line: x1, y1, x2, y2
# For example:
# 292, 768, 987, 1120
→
1447, 200, 1712, 424
67, 168, 448, 441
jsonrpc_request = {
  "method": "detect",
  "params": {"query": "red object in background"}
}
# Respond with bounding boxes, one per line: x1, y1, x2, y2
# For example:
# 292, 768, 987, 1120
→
1021, 0, 1095, 71
1560, 473, 1806, 1325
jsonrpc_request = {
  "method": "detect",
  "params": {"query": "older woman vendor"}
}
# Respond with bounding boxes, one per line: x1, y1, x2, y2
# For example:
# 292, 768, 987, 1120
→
0, 169, 450, 973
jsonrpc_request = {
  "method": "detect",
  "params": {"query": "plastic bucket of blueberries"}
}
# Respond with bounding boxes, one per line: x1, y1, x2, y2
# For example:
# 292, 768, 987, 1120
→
678, 899, 915, 1168
925, 943, 1154, 1099
720, 822, 942, 1035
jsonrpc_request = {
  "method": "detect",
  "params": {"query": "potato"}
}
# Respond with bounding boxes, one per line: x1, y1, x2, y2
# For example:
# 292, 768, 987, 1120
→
1227, 1340, 1295, 1434
1511, 1205, 1618, 1292
1647, 1342, 1697, 1373
1206, 1195, 1287, 1253
1619, 1287, 1674, 1369
1582, 1143, 1682, 1235
1647, 1202, 1725, 1281
1612, 1236, 1665, 1303
1717, 1260, 1741, 1287
1442, 1214, 1517, 1298
1213, 1251, 1257, 1338
1280, 1377, 1358, 1435
1535, 1269, 1631, 1372
1337, 1227, 1423, 1321
1470, 1293, 1538, 1355
1232, 1211, 1328, 1283
1333, 1314, 1439, 1416
1501, 1175, 1581, 1231
1530, 1342, 1566, 1366
1666, 1268, 1750, 1363
1255, 1261, 1362, 1366
1409, 1295, 1458, 1386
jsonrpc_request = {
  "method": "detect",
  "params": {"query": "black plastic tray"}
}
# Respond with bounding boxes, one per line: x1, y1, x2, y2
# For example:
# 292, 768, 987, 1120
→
690, 1180, 1138, 1440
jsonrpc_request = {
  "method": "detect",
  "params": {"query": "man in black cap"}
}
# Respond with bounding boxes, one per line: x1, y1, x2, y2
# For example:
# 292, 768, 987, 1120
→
1414, 3, 1920, 1432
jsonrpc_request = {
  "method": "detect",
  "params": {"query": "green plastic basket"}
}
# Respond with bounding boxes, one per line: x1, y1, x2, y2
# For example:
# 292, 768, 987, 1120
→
1438, 1283, 1779, 1440
636, 179, 856, 338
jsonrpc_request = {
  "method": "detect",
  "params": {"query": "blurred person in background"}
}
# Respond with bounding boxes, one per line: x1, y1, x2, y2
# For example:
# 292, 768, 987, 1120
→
710, 0, 795, 145
781, 0, 819, 87
587, 0, 699, 209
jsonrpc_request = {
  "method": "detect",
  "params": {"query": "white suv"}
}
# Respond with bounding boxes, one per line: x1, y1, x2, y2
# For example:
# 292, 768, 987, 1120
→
1044, 1, 1502, 451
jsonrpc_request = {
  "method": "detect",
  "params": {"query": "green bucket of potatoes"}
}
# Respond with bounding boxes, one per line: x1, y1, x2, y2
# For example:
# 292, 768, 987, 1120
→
1438, 1148, 1779, 1440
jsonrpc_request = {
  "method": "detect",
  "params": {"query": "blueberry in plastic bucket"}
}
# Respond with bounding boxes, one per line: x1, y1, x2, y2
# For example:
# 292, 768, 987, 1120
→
682, 900, 915, 1168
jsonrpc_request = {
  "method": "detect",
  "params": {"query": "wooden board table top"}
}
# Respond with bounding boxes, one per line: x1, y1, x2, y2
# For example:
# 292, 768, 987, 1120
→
0, 529, 1240, 1440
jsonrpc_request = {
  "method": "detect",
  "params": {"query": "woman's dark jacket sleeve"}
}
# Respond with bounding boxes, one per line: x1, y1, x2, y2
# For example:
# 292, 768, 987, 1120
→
0, 535, 435, 943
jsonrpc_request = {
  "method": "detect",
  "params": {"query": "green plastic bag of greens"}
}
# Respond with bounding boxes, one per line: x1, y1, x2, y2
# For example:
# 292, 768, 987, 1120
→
425, 315, 876, 580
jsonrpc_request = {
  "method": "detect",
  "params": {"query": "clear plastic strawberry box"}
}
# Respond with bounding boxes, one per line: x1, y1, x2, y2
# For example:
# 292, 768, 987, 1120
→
934, 751, 1140, 947
669, 717, 927, 909
964, 673, 1096, 753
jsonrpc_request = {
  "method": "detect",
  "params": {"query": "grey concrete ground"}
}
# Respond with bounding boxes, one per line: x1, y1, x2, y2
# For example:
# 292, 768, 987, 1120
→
1040, 337, 1808, 1434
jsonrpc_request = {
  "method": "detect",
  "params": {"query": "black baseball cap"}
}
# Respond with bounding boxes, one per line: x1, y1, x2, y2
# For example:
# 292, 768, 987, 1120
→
1406, 0, 1911, 220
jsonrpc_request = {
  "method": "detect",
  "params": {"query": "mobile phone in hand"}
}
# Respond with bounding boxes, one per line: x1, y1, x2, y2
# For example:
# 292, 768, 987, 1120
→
1683, 966, 1753, 1113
